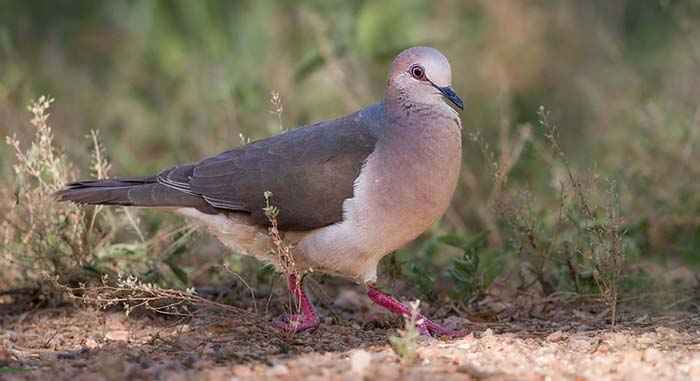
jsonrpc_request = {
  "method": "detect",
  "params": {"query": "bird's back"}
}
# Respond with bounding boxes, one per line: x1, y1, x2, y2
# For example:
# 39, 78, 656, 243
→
158, 103, 384, 230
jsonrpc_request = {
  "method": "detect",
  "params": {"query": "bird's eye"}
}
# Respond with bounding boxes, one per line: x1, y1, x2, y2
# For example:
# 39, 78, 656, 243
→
409, 65, 425, 80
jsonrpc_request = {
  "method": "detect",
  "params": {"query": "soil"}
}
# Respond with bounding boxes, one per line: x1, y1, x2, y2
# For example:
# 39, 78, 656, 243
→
1, 286, 699, 380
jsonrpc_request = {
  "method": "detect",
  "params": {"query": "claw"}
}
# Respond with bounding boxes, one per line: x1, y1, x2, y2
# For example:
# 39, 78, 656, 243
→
273, 274, 320, 335
417, 318, 462, 338
367, 286, 463, 338
273, 313, 320, 333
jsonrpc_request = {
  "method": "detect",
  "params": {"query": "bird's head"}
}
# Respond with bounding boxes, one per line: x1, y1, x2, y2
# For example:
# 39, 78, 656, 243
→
386, 46, 464, 113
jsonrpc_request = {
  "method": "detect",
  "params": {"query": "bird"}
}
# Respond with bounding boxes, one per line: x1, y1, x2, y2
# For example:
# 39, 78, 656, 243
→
56, 46, 464, 336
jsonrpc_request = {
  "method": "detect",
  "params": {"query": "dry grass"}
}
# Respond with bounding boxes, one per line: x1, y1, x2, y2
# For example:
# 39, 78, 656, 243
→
0, 97, 202, 311
1, 96, 113, 289
539, 106, 626, 324
54, 273, 255, 321
262, 191, 298, 282
443, 100, 634, 325
486, 106, 628, 325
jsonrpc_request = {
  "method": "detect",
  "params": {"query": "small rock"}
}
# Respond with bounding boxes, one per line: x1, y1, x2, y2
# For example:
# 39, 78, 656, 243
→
267, 364, 289, 376
546, 330, 565, 342
84, 337, 99, 349
350, 349, 372, 376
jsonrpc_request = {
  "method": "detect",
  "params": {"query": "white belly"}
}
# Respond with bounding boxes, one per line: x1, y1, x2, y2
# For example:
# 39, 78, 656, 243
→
175, 208, 312, 270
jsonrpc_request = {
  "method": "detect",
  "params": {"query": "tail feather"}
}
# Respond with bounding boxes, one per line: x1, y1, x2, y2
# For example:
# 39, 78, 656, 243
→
62, 175, 157, 189
55, 176, 218, 213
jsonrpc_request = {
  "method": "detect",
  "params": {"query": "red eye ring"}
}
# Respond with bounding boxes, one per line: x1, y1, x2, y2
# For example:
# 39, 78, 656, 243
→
409, 65, 425, 80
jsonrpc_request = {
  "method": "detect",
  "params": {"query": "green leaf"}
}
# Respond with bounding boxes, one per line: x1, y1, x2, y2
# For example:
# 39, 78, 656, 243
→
438, 231, 488, 252
444, 232, 488, 302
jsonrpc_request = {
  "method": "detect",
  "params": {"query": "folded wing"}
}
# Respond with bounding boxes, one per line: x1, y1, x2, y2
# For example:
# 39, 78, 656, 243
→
157, 105, 381, 230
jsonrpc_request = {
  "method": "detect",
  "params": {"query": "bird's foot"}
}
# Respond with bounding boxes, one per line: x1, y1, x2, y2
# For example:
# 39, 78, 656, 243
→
414, 317, 461, 337
274, 273, 320, 334
367, 285, 463, 338
272, 312, 320, 334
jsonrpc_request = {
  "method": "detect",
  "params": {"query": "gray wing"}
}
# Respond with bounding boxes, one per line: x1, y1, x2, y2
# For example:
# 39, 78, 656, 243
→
157, 104, 382, 231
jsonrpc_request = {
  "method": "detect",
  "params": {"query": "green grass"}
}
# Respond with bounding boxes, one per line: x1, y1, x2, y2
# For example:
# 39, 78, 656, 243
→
0, 367, 31, 374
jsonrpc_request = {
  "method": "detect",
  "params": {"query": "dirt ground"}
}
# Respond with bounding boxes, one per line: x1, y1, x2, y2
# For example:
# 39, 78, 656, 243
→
1, 286, 700, 381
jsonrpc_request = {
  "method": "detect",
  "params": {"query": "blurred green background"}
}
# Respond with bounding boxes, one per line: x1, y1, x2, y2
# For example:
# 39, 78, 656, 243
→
1, 0, 699, 308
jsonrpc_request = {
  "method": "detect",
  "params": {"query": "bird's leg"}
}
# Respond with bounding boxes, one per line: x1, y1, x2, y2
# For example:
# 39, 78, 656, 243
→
273, 273, 320, 333
367, 285, 455, 337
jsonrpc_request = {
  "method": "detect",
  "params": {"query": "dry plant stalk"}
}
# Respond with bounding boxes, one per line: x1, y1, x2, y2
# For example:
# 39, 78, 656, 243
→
262, 190, 306, 318
1, 96, 92, 286
491, 106, 627, 325
538, 106, 626, 325
262, 93, 307, 319
262, 191, 298, 280
56, 274, 253, 319
268, 90, 285, 132
0, 96, 153, 297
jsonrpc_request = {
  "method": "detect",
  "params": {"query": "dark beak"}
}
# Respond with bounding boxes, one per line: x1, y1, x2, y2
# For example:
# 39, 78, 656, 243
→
427, 78, 464, 111
437, 85, 464, 111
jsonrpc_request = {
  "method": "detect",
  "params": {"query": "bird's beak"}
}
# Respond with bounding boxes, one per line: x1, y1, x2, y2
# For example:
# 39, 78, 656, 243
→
437, 85, 464, 111
427, 78, 464, 111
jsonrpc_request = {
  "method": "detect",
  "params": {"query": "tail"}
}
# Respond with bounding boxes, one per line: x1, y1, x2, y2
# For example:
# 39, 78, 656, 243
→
55, 176, 217, 213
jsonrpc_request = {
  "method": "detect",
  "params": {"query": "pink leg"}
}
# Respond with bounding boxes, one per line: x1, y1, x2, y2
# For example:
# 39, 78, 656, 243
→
367, 286, 456, 337
273, 274, 320, 334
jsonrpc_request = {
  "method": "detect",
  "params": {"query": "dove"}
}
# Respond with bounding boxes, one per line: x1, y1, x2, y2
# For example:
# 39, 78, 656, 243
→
57, 46, 464, 336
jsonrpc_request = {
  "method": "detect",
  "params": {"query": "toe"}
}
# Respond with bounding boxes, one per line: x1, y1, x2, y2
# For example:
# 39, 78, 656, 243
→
418, 319, 464, 338
272, 314, 319, 334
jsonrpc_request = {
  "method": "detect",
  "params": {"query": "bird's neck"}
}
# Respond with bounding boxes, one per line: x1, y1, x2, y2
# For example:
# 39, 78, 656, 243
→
385, 86, 460, 123
382, 94, 462, 136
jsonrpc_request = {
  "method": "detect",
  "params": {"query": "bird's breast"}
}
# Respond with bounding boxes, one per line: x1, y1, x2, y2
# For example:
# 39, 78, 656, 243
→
357, 119, 462, 251
290, 113, 462, 282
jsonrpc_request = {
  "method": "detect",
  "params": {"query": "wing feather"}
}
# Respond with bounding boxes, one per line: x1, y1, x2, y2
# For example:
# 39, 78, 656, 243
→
157, 104, 382, 230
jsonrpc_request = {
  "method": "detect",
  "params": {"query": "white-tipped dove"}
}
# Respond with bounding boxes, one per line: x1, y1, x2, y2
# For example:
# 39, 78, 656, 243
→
57, 46, 464, 336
